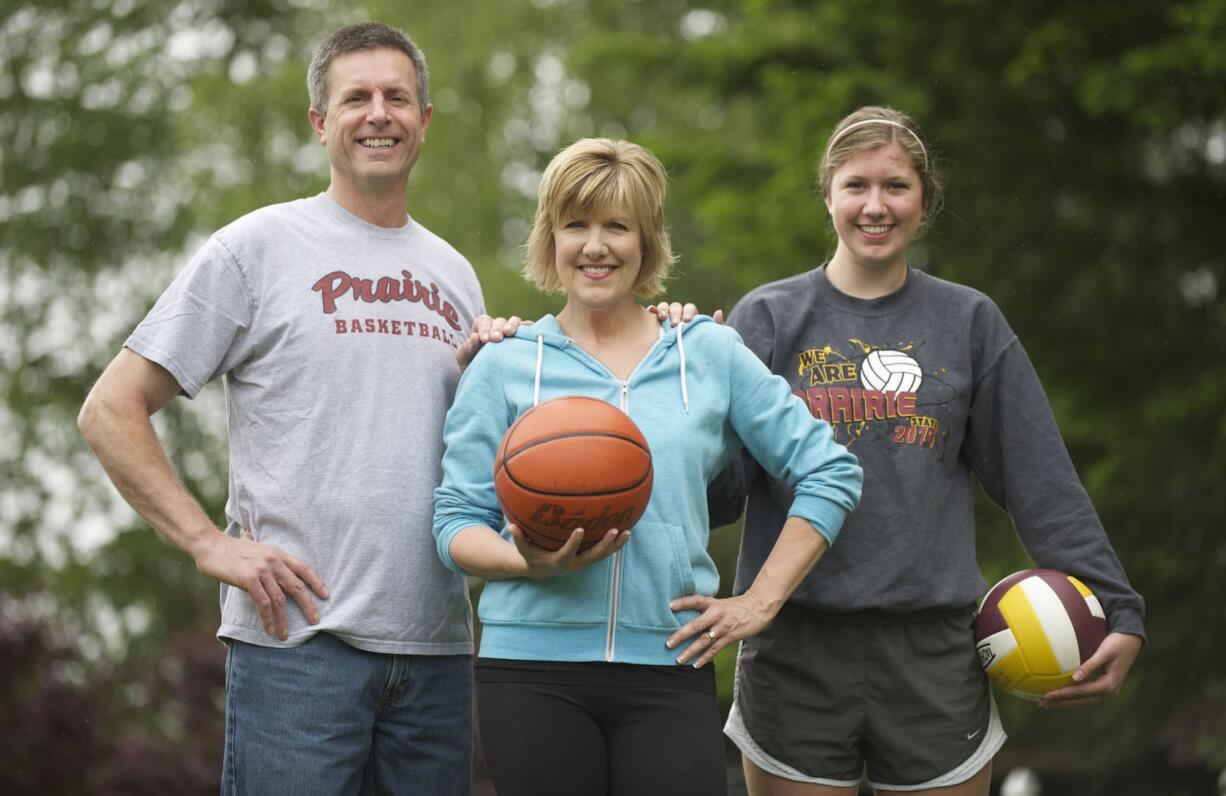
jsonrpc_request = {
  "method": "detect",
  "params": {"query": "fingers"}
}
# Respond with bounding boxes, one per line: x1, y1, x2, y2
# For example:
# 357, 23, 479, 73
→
214, 533, 328, 640
455, 333, 482, 370
280, 555, 327, 624
247, 572, 278, 638
501, 315, 524, 336
550, 527, 585, 560
576, 528, 630, 563
475, 315, 521, 343
1039, 695, 1103, 709
649, 302, 697, 327
1040, 632, 1141, 708
457, 315, 523, 370
713, 308, 725, 324
513, 526, 585, 577
665, 595, 719, 664
674, 620, 728, 668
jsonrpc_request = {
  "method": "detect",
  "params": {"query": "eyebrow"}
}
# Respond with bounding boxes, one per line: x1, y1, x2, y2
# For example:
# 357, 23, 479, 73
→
336, 82, 414, 98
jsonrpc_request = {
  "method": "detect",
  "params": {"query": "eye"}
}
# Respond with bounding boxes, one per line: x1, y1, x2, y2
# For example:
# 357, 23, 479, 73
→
890, 181, 911, 191
563, 219, 586, 229
608, 221, 629, 231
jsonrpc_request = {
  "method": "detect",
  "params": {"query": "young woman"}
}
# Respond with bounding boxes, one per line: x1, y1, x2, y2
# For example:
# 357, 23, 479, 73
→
432, 138, 862, 796
714, 106, 1146, 795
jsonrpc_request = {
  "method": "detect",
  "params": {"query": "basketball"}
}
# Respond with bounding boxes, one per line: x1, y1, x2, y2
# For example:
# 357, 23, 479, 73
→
973, 568, 1108, 700
494, 395, 653, 551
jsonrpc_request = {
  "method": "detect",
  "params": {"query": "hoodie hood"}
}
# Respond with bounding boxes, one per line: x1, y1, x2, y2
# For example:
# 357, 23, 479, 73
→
518, 313, 722, 412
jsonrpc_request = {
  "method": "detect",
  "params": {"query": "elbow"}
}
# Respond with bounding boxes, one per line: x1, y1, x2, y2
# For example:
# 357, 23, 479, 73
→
77, 389, 104, 449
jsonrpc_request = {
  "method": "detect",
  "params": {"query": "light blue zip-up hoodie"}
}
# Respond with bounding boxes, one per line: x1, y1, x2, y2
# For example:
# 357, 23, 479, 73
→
433, 314, 862, 666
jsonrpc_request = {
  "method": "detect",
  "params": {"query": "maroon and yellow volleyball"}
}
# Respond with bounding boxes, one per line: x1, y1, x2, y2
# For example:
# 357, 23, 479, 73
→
973, 568, 1108, 700
494, 396, 653, 551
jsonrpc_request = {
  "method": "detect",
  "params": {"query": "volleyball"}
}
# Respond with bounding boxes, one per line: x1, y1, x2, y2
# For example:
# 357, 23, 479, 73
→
973, 568, 1108, 700
859, 349, 923, 393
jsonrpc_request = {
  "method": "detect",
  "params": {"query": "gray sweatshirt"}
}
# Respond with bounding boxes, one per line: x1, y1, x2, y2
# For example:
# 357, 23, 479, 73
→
711, 265, 1145, 638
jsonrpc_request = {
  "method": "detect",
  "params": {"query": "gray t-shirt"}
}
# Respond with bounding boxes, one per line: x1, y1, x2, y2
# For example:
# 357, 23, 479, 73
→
127, 193, 485, 654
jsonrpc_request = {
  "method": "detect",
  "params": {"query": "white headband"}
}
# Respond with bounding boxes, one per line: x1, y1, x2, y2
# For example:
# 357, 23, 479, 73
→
825, 118, 929, 172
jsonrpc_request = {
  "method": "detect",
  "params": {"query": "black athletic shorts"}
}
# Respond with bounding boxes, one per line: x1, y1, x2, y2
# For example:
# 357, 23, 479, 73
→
725, 605, 1005, 789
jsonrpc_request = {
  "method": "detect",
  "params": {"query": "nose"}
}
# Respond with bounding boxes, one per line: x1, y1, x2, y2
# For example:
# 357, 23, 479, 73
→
367, 94, 389, 124
582, 227, 608, 257
864, 187, 887, 216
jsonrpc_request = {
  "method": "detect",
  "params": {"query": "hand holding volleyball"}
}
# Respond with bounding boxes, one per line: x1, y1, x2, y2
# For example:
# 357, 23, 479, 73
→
972, 568, 1140, 703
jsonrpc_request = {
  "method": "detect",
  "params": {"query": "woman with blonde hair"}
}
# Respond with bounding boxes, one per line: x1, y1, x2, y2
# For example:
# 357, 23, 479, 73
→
714, 106, 1146, 795
433, 137, 862, 795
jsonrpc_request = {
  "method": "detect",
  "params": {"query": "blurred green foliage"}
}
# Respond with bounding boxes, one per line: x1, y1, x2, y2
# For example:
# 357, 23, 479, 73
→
2, 0, 1224, 792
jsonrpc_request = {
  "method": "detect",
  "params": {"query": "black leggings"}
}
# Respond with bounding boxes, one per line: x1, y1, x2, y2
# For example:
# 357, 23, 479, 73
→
476, 658, 727, 796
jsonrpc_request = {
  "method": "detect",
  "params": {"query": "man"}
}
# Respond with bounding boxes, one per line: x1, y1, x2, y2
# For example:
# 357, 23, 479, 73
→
80, 22, 486, 794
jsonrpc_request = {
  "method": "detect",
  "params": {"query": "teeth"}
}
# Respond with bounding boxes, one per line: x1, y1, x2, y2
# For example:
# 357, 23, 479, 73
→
581, 265, 613, 274
861, 224, 891, 234
361, 138, 395, 148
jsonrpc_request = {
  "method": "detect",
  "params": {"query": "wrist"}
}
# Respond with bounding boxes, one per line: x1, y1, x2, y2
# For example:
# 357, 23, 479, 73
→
742, 588, 781, 620
183, 523, 227, 562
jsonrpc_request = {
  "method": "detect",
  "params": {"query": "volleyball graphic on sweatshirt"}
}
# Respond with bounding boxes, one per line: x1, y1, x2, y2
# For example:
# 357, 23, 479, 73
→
859, 349, 923, 394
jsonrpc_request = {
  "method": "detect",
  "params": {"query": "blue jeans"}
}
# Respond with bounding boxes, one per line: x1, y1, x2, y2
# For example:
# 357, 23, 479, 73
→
221, 633, 473, 795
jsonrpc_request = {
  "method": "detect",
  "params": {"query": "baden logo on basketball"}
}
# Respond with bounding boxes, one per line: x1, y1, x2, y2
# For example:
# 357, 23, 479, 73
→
859, 349, 923, 394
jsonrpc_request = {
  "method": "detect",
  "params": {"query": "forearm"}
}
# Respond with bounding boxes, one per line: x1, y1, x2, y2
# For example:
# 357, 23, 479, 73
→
742, 515, 829, 616
79, 382, 220, 561
448, 525, 530, 580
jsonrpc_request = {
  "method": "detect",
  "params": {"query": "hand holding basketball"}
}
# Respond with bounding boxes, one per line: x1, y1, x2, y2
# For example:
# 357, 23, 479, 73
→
508, 522, 631, 578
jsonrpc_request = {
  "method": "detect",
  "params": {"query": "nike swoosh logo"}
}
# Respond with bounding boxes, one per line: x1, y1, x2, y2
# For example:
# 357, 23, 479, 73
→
966, 728, 982, 740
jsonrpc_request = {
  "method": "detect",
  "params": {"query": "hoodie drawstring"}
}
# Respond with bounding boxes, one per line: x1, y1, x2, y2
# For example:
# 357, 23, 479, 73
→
533, 334, 544, 406
676, 320, 689, 413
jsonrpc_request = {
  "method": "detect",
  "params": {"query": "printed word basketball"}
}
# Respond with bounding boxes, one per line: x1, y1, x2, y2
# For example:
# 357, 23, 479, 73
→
495, 395, 653, 551
973, 568, 1107, 701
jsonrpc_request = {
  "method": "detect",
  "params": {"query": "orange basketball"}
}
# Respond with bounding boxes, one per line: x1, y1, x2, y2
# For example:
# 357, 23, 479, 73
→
495, 395, 653, 551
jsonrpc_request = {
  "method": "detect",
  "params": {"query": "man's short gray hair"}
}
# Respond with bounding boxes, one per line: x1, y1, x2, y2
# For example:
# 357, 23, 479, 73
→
307, 22, 429, 117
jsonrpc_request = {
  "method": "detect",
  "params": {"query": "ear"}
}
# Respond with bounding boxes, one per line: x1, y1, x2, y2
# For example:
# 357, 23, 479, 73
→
308, 107, 326, 145
420, 103, 433, 138
823, 191, 834, 217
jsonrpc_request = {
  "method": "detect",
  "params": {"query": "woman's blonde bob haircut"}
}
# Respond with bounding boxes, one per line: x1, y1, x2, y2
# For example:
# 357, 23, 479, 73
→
524, 138, 675, 299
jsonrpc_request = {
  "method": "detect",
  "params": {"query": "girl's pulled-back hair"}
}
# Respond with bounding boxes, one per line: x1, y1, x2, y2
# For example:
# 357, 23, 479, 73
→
819, 106, 943, 224
524, 138, 675, 298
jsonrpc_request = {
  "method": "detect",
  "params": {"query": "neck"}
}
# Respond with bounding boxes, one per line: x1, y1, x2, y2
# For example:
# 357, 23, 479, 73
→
556, 299, 655, 345
326, 179, 410, 228
825, 248, 908, 299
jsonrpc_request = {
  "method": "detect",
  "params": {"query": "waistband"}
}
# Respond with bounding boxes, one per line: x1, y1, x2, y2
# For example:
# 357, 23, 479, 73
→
476, 657, 716, 693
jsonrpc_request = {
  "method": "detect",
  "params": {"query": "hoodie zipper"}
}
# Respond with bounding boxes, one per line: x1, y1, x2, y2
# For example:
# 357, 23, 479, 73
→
555, 329, 675, 663
604, 379, 631, 662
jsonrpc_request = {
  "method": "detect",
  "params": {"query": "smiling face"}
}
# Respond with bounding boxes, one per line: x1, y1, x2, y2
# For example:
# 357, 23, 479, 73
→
308, 47, 432, 200
553, 203, 644, 312
824, 141, 925, 275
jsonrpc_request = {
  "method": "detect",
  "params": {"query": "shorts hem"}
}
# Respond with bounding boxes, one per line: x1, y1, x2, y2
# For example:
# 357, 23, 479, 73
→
865, 693, 1007, 792
723, 699, 860, 788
